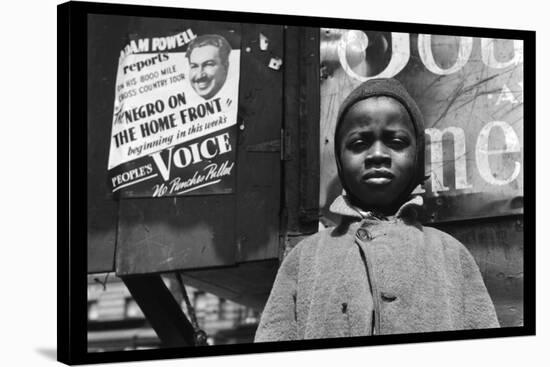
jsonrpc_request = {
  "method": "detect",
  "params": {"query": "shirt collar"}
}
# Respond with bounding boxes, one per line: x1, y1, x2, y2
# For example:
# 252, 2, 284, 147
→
329, 194, 424, 221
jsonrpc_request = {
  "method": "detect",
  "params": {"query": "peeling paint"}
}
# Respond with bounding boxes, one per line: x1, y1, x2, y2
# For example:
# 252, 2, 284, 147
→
259, 33, 269, 51
268, 57, 283, 70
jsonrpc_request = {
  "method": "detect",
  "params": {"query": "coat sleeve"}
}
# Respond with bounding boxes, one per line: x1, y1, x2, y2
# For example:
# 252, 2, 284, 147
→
254, 246, 300, 342
458, 244, 500, 329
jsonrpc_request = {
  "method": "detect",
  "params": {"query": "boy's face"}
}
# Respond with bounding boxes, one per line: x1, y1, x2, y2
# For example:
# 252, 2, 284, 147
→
338, 96, 416, 212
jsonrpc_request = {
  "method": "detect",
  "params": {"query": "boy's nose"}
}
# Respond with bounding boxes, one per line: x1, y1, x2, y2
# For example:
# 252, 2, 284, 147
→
366, 141, 390, 164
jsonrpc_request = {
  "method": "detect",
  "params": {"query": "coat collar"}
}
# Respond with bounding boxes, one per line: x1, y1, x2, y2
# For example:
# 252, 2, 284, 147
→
329, 194, 424, 222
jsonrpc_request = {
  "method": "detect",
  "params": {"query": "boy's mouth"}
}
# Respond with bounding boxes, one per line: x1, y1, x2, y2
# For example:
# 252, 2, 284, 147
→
362, 170, 394, 185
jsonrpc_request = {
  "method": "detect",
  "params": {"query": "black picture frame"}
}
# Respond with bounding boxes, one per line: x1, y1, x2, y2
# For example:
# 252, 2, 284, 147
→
58, 1, 535, 365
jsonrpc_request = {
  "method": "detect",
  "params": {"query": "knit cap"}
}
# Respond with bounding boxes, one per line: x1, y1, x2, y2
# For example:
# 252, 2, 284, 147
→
334, 78, 426, 210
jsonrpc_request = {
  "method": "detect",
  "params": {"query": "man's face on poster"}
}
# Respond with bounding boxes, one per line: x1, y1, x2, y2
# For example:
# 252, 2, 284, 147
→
188, 45, 229, 100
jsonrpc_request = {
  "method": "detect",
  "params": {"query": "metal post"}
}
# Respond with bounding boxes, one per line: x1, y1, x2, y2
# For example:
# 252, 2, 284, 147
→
122, 274, 196, 347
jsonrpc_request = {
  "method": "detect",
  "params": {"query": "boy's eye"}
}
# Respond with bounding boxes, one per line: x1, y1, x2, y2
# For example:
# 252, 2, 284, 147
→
387, 137, 409, 149
347, 139, 368, 151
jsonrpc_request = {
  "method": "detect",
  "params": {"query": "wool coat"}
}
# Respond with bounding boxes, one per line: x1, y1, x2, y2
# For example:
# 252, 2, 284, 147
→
254, 195, 500, 342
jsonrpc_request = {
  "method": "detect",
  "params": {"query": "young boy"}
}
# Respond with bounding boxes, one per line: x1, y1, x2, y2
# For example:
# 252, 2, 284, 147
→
255, 78, 499, 341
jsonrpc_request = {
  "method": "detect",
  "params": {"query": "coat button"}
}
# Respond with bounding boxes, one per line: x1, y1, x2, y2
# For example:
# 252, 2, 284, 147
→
381, 293, 397, 302
356, 228, 371, 241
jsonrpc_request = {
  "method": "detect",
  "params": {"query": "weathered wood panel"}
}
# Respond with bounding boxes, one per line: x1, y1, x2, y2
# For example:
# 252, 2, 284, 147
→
178, 260, 279, 309
116, 195, 237, 274
113, 21, 283, 274
283, 27, 321, 237
87, 15, 134, 273
87, 16, 284, 286
234, 24, 283, 263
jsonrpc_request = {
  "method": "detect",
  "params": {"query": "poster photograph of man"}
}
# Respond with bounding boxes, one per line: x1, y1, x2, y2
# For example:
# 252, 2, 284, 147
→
106, 20, 240, 198
58, 1, 535, 365
187, 34, 232, 100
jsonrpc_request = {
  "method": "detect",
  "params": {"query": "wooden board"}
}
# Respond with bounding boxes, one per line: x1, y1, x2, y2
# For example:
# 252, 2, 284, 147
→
87, 15, 133, 273
178, 260, 279, 310
283, 27, 321, 236
234, 23, 283, 262
114, 21, 284, 274
116, 195, 237, 274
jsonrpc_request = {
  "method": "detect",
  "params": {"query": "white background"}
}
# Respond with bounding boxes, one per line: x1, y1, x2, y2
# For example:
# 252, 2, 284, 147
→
0, 0, 545, 366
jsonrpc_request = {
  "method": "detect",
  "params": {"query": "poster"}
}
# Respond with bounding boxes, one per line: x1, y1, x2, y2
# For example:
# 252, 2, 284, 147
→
107, 24, 241, 198
320, 31, 523, 222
